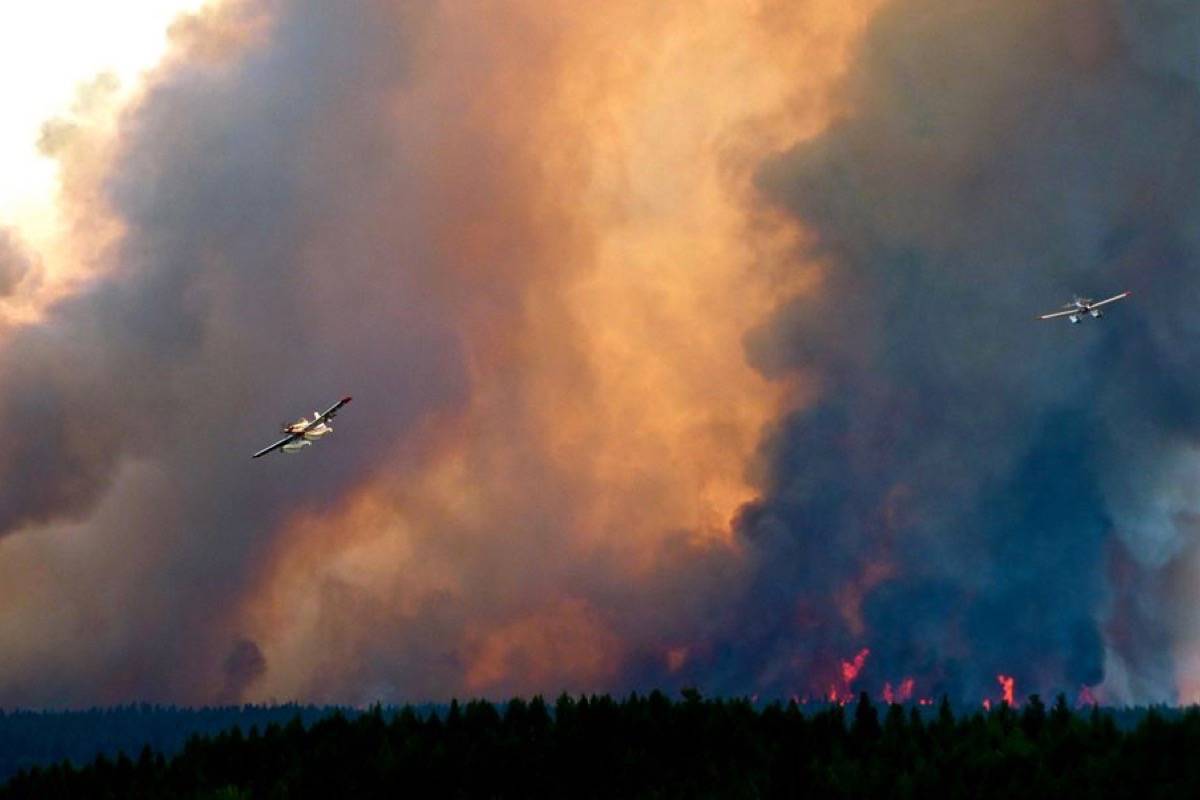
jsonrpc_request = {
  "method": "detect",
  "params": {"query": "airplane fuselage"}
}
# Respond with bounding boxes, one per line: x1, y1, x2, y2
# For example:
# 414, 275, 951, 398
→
1063, 298, 1097, 323
302, 422, 332, 440
1067, 302, 1104, 324
281, 413, 334, 451
281, 423, 332, 454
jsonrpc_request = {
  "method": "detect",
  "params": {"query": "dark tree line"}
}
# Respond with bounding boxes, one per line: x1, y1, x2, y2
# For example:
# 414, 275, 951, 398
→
2, 691, 1199, 799
0, 705, 342, 784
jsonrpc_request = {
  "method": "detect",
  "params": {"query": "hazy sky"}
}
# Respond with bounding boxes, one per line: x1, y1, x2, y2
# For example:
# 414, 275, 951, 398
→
0, 0, 1198, 708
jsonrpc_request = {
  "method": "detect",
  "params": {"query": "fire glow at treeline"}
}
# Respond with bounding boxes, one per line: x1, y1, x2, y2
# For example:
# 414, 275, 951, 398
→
1, 0, 1200, 709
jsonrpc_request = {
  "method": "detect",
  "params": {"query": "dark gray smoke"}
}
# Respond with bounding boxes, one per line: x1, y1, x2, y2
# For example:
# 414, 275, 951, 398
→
714, 0, 1200, 703
220, 638, 267, 703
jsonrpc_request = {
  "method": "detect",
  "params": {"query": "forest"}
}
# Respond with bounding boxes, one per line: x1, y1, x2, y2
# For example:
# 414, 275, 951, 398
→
2, 691, 1198, 799
0, 705, 352, 784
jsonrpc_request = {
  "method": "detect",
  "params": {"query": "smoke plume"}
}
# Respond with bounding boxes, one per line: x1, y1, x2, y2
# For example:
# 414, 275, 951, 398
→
730, 0, 1200, 704
0, 0, 1197, 707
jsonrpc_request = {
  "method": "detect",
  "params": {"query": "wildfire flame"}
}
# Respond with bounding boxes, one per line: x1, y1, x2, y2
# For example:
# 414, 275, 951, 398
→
882, 676, 915, 704
841, 648, 870, 685
819, 655, 1027, 711
997, 674, 1016, 707
826, 648, 871, 703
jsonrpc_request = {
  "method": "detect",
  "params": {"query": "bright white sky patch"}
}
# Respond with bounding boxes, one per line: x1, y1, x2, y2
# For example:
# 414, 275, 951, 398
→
0, 1, 209, 249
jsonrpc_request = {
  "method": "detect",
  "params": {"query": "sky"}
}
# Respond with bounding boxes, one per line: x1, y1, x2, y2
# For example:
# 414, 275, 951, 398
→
0, 0, 1198, 708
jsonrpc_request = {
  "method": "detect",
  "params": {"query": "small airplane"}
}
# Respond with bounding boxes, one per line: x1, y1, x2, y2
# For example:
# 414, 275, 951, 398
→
1037, 291, 1130, 324
252, 396, 352, 458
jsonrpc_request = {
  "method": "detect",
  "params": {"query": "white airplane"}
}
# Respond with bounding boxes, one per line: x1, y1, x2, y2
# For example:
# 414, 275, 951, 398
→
252, 396, 352, 458
1037, 291, 1130, 324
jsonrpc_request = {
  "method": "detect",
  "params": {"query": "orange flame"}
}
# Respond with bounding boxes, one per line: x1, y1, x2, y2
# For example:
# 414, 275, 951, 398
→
665, 646, 689, 674
841, 648, 870, 685
825, 648, 871, 703
997, 674, 1016, 706
881, 676, 914, 704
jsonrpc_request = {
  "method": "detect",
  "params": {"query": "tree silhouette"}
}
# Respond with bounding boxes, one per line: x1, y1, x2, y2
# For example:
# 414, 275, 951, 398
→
3, 694, 1200, 798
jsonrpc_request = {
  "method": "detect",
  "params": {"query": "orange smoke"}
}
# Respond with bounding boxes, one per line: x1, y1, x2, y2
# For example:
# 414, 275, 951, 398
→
463, 598, 623, 695
235, 0, 884, 702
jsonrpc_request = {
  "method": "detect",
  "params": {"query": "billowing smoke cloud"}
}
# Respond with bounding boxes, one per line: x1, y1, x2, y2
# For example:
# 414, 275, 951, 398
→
724, 0, 1200, 704
2, 0, 1196, 709
0, 0, 871, 706
0, 0, 468, 704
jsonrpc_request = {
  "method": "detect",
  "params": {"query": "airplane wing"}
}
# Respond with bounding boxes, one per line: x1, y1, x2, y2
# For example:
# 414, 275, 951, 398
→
1037, 309, 1078, 320
1090, 291, 1131, 308
252, 434, 298, 459
313, 395, 353, 425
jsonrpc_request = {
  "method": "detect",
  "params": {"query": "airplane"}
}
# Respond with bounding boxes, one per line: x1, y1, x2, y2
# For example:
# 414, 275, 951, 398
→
1037, 291, 1130, 324
252, 396, 352, 458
